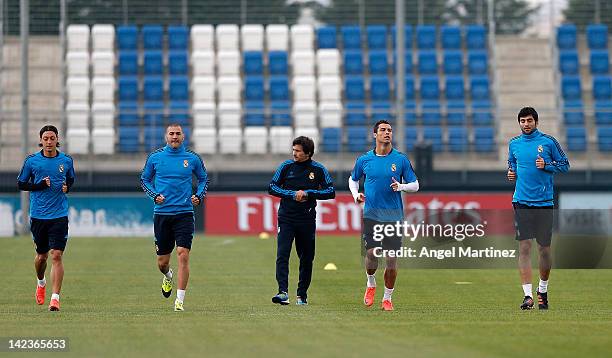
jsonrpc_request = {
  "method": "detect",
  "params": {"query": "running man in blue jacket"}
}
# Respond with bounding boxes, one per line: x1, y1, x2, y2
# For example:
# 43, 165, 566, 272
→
141, 124, 209, 311
507, 107, 569, 310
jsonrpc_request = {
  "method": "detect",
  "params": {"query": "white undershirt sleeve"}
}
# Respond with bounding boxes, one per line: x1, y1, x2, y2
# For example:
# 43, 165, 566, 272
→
397, 180, 419, 193
348, 177, 360, 202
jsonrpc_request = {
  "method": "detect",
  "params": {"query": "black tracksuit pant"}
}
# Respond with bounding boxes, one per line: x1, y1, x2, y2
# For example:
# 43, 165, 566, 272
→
276, 220, 316, 299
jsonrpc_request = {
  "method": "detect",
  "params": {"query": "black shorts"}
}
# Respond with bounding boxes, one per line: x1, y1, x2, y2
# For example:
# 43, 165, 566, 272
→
513, 203, 554, 247
362, 218, 403, 251
30, 216, 69, 254
154, 213, 195, 255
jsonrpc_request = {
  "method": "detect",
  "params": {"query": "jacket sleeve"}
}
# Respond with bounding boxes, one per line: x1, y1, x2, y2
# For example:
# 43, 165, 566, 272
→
305, 165, 335, 200
193, 154, 209, 201
140, 155, 159, 201
268, 161, 296, 200
17, 157, 48, 192
507, 143, 517, 172
544, 138, 570, 173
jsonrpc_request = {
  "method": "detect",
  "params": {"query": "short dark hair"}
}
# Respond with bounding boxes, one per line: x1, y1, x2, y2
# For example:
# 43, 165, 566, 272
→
373, 120, 391, 133
517, 107, 538, 122
38, 125, 60, 147
166, 123, 183, 131
292, 136, 315, 158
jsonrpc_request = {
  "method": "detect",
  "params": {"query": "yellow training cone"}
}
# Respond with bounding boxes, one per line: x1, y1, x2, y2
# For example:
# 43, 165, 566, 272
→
258, 232, 270, 240
324, 263, 337, 271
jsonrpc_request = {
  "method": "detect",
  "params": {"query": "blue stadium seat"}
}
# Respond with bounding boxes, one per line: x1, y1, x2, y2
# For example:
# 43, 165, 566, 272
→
268, 51, 288, 75
143, 101, 164, 126
169, 76, 189, 101
368, 50, 388, 74
466, 25, 486, 49
445, 76, 465, 100
441, 26, 461, 49
344, 50, 364, 74
342, 26, 361, 49
143, 76, 164, 101
597, 126, 612, 151
370, 76, 390, 101
168, 51, 188, 75
118, 101, 139, 126
557, 24, 577, 49
144, 50, 163, 75
566, 126, 587, 152
345, 102, 367, 126
446, 101, 466, 125
269, 76, 289, 101
448, 126, 468, 152
470, 76, 490, 100
587, 24, 608, 49
590, 50, 609, 74
468, 51, 488, 75
144, 126, 166, 151
118, 77, 138, 101
443, 51, 463, 75
367, 25, 387, 49
422, 101, 441, 125
405, 76, 415, 100
244, 101, 265, 126
563, 100, 584, 125
317, 26, 337, 48
321, 127, 342, 152
270, 101, 291, 126
168, 25, 189, 50
345, 76, 365, 101
142, 25, 163, 50
371, 101, 393, 121
347, 126, 370, 152
561, 76, 582, 100
117, 25, 138, 51
405, 101, 417, 125
118, 126, 140, 153
559, 50, 579, 75
423, 126, 443, 152
392, 25, 412, 49
393, 50, 413, 74
118, 51, 138, 75
416, 25, 436, 50
168, 101, 190, 127
405, 127, 418, 151
473, 126, 495, 152
418, 51, 437, 74
245, 76, 265, 101
420, 76, 440, 100
244, 51, 263, 75
472, 100, 493, 125
593, 76, 611, 100
595, 100, 612, 125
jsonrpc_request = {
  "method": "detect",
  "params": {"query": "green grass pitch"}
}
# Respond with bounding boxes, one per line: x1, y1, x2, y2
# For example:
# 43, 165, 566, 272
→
1, 235, 611, 357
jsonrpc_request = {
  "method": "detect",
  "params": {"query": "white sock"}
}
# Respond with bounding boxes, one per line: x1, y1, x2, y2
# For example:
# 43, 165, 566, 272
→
366, 274, 376, 288
177, 289, 185, 303
383, 286, 394, 301
522, 283, 532, 298
164, 268, 173, 280
37, 277, 46, 287
538, 279, 548, 294
51, 293, 60, 301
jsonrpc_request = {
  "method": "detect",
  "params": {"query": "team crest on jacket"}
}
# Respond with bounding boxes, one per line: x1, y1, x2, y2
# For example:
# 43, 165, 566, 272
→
537, 145, 543, 153
391, 163, 397, 172
59, 164, 64, 173
183, 160, 189, 168
309, 172, 315, 180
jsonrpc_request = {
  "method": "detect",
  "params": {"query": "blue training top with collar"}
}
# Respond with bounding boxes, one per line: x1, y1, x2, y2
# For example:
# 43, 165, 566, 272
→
507, 129, 569, 206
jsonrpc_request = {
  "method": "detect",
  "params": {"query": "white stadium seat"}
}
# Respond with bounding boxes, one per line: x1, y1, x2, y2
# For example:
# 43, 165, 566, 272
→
291, 51, 315, 76
317, 49, 340, 76
241, 24, 264, 51
66, 102, 89, 129
317, 76, 341, 102
191, 25, 214, 51
191, 51, 215, 76
244, 127, 268, 154
192, 76, 216, 102
218, 102, 242, 128
319, 101, 343, 128
193, 102, 216, 128
67, 25, 90, 52
293, 101, 317, 128
66, 128, 90, 154
92, 52, 114, 76
217, 51, 240, 76
91, 24, 115, 52
218, 128, 242, 154
192, 128, 217, 154
67, 77, 90, 103
290, 24, 314, 51
92, 102, 115, 128
266, 24, 289, 51
217, 76, 241, 102
294, 127, 319, 148
66, 52, 89, 77
270, 127, 293, 154
92, 77, 115, 103
91, 128, 115, 154
293, 77, 316, 102
216, 24, 239, 51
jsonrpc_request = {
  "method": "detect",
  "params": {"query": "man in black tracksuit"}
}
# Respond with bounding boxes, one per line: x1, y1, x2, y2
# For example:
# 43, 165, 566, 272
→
268, 136, 335, 305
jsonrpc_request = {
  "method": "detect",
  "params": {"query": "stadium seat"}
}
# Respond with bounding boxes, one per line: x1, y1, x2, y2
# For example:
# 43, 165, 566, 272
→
244, 101, 265, 126
473, 126, 495, 152
559, 50, 579, 75
405, 101, 417, 125
117, 25, 137, 51
472, 100, 493, 125
405, 76, 415, 100
293, 77, 316, 102
445, 76, 465, 100
468, 51, 488, 75
345, 102, 367, 126
269, 127, 293, 154
269, 76, 289, 101
563, 100, 584, 125
218, 102, 242, 128
66, 52, 89, 77
586, 24, 608, 49
416, 25, 436, 50
592, 76, 611, 100
142, 25, 163, 50
144, 51, 163, 75
393, 50, 413, 74
595, 100, 612, 125
67, 77, 90, 103
317, 26, 337, 49
193, 102, 216, 128
66, 102, 89, 129
318, 76, 341, 102
443, 51, 463, 75
392, 25, 413, 49
168, 101, 190, 127
321, 127, 342, 152
118, 51, 138, 76
92, 102, 114, 128
369, 50, 388, 74
191, 51, 214, 76
218, 128, 242, 153
597, 126, 612, 151
291, 51, 315, 76
118, 101, 139, 126
92, 77, 114, 103
168, 25, 189, 50
344, 50, 364, 74
422, 101, 442, 125
266, 24, 289, 51
144, 126, 166, 150
590, 50, 609, 74
466, 25, 486, 50
118, 126, 140, 153
91, 24, 114, 51
470, 76, 490, 100
371, 101, 393, 122
446, 101, 466, 125
420, 76, 440, 100
168, 51, 188, 75
319, 102, 342, 127
268, 51, 288, 75
561, 76, 582, 100
192, 76, 215, 102
244, 51, 263, 75
192, 128, 216, 154
367, 25, 387, 49
66, 128, 89, 154
418, 51, 438, 74
217, 51, 240, 76
218, 76, 241, 102
341, 26, 361, 49
143, 101, 164, 126
566, 126, 587, 152
241, 24, 264, 51
291, 24, 314, 51
448, 126, 468, 152
405, 127, 418, 151
317, 49, 340, 76
118, 77, 138, 102
67, 24, 89, 52
244, 127, 268, 154
169, 76, 189, 101
557, 24, 577, 49
345, 76, 365, 101
245, 76, 265, 101
216, 24, 239, 51
423, 126, 443, 152
441, 26, 461, 49
92, 52, 113, 76
270, 101, 292, 126
294, 101, 317, 128
91, 128, 115, 154
143, 77, 163, 102
370, 76, 390, 101
347, 126, 370, 152
191, 25, 214, 51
